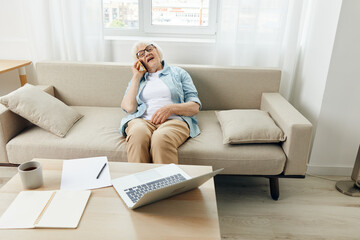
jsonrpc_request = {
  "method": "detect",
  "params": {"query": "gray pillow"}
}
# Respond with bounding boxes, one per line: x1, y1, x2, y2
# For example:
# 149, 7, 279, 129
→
216, 109, 286, 144
0, 84, 82, 137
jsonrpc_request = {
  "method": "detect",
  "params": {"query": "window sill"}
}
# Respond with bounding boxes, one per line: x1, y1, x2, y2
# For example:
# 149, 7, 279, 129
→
104, 35, 216, 44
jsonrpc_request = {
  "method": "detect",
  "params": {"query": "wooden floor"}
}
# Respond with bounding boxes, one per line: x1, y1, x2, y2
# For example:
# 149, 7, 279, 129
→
1, 166, 359, 240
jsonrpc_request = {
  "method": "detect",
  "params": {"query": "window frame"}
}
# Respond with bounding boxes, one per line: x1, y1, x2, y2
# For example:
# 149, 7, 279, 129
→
103, 0, 217, 38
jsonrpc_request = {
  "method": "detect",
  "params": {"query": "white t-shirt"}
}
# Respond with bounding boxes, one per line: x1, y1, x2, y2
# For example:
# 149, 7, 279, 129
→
140, 71, 183, 121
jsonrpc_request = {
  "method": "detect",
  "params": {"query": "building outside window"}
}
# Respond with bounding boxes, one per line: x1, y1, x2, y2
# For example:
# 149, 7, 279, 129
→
103, 0, 216, 37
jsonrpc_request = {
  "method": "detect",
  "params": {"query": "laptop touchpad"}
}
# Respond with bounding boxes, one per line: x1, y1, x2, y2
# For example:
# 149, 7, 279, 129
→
135, 170, 161, 182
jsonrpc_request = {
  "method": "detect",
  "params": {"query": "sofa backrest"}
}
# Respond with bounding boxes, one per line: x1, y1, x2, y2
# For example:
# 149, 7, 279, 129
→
180, 65, 281, 110
34, 61, 281, 110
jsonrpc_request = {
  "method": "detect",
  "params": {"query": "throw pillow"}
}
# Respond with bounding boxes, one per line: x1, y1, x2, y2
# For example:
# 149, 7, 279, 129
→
0, 84, 82, 137
215, 109, 286, 144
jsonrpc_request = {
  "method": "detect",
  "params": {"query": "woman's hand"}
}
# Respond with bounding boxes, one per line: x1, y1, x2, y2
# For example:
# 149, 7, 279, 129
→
151, 105, 173, 124
132, 61, 146, 80
121, 61, 146, 114
151, 102, 200, 124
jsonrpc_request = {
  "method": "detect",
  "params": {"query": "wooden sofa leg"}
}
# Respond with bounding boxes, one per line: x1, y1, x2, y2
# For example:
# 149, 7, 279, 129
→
269, 177, 279, 200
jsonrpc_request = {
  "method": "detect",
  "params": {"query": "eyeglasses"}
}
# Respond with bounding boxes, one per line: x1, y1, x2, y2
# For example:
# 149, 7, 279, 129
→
136, 44, 155, 58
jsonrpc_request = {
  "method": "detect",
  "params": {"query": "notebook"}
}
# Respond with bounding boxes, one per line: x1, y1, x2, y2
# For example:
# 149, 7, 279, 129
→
112, 164, 223, 209
0, 190, 91, 229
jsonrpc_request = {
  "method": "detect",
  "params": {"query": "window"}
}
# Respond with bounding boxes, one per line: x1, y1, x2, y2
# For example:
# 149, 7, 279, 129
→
151, 0, 209, 26
103, 0, 139, 29
103, 0, 217, 37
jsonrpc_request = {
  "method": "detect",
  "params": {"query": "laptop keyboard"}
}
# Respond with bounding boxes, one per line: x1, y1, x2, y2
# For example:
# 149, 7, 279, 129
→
124, 173, 187, 203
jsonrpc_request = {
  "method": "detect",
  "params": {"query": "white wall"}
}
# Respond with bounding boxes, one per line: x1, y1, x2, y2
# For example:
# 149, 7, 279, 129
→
290, 0, 342, 140
307, 0, 360, 175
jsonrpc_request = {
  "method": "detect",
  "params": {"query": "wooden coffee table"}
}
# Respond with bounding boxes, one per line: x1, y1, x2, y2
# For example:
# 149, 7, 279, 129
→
0, 159, 221, 240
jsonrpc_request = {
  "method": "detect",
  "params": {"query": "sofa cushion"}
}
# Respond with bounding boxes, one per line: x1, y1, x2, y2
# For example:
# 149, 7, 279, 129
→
215, 109, 286, 144
178, 111, 286, 175
7, 108, 286, 175
6, 106, 127, 164
0, 84, 82, 137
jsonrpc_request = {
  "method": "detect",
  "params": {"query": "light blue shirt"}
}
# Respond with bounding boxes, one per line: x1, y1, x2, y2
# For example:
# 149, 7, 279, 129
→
119, 61, 202, 138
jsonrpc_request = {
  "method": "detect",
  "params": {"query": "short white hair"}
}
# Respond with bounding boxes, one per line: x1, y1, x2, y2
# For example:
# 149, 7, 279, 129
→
131, 41, 164, 61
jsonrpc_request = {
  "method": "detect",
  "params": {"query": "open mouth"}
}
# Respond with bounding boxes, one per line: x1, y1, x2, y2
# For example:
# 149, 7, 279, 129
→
147, 56, 154, 63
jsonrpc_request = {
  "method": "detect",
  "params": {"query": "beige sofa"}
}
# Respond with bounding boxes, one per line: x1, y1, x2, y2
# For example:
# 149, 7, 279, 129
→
0, 61, 312, 199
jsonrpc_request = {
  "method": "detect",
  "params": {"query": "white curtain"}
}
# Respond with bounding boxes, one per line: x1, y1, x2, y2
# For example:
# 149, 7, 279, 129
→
214, 0, 310, 99
23, 0, 104, 62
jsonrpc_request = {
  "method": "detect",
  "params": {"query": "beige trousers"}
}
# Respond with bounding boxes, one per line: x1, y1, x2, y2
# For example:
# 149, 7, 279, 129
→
125, 118, 190, 164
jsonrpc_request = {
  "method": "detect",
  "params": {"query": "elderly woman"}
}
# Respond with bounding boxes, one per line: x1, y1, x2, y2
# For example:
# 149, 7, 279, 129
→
119, 41, 201, 164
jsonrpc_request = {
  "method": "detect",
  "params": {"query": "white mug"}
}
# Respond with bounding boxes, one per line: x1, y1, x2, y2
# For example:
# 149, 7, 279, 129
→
18, 161, 44, 189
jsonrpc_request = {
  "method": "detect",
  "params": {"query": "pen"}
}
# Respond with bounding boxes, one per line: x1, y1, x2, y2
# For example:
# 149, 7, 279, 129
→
96, 163, 107, 179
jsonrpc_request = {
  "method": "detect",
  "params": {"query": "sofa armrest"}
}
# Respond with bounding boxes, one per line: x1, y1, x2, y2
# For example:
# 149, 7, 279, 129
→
0, 85, 54, 163
261, 93, 312, 175
0, 105, 29, 163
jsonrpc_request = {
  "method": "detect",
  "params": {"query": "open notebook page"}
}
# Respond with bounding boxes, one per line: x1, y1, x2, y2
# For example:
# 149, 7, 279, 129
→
36, 190, 91, 228
0, 191, 53, 229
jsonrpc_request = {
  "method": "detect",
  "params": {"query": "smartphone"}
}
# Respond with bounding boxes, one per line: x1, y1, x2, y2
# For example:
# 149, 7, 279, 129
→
137, 60, 147, 72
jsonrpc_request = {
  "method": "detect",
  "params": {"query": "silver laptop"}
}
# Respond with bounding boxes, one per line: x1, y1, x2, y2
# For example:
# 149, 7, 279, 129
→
112, 164, 223, 209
